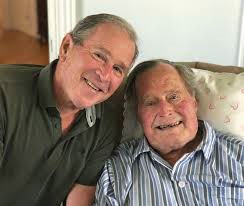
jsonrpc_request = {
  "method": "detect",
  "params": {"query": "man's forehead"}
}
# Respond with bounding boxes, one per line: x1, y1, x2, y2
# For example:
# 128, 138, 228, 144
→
85, 24, 135, 63
135, 66, 187, 92
91, 40, 134, 68
135, 66, 179, 82
97, 44, 131, 68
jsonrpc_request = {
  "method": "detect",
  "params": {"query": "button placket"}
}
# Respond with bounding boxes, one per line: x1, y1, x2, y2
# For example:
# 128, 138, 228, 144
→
53, 117, 60, 129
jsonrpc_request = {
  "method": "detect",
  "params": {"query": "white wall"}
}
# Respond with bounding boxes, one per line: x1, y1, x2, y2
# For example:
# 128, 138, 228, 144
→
47, 0, 77, 61
76, 0, 243, 66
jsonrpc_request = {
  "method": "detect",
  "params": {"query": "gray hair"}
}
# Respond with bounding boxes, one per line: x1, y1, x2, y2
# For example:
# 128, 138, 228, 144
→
126, 59, 196, 101
70, 13, 138, 64
122, 59, 196, 140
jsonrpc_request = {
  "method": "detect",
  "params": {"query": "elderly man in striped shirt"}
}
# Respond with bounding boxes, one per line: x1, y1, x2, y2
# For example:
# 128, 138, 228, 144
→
94, 59, 244, 206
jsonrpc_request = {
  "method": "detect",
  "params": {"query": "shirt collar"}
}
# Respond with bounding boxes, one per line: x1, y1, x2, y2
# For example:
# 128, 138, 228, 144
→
86, 105, 97, 127
38, 59, 101, 126
131, 137, 151, 162
195, 120, 216, 161
85, 99, 102, 127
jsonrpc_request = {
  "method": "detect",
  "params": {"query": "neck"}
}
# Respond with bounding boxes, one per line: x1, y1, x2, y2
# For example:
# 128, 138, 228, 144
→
57, 103, 81, 118
53, 63, 83, 116
162, 130, 203, 167
61, 111, 80, 135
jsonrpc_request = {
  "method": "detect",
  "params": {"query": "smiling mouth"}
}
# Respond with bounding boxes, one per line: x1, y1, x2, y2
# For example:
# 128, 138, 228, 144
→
84, 78, 101, 92
156, 121, 182, 130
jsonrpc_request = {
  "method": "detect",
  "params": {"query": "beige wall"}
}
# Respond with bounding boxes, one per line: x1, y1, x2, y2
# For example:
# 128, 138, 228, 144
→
0, 2, 3, 36
0, 0, 7, 36
1, 0, 38, 37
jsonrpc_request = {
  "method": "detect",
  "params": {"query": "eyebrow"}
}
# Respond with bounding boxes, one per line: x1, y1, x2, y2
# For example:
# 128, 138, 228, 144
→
141, 95, 156, 102
141, 89, 181, 100
166, 89, 181, 94
97, 47, 111, 56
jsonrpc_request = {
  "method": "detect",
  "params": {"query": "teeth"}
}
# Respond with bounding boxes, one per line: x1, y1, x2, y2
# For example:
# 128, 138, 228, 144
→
158, 121, 181, 129
85, 79, 100, 91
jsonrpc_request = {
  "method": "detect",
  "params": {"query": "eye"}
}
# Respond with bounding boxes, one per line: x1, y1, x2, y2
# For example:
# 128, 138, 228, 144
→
112, 65, 124, 76
145, 101, 155, 106
92, 51, 106, 63
143, 99, 157, 106
167, 93, 180, 103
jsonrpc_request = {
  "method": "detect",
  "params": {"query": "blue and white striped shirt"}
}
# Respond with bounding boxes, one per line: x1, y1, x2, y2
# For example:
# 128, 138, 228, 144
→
94, 121, 244, 206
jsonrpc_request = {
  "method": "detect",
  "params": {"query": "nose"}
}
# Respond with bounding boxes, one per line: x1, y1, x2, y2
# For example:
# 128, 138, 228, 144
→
157, 100, 174, 117
95, 64, 112, 93
96, 63, 112, 82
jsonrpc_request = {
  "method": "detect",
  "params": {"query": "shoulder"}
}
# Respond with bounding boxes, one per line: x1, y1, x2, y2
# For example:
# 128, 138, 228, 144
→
107, 139, 143, 168
100, 139, 142, 190
0, 64, 43, 81
0, 64, 44, 102
215, 129, 244, 147
214, 130, 244, 162
0, 64, 42, 98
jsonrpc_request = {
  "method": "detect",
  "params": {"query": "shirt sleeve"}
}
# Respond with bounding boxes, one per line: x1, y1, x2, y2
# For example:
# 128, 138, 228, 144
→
93, 161, 119, 206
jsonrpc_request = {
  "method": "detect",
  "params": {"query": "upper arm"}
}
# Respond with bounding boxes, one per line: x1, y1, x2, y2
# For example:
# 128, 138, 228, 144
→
94, 143, 135, 206
93, 160, 119, 206
65, 184, 96, 206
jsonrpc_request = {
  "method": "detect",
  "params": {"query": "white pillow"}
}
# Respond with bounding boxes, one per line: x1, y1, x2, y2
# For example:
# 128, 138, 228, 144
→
189, 68, 244, 139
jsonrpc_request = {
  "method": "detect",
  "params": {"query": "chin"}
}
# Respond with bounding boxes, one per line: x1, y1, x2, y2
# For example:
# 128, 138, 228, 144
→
73, 101, 93, 110
175, 136, 193, 148
76, 97, 102, 108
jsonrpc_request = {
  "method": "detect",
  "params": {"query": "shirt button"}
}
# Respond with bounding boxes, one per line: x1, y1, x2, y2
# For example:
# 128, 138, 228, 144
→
178, 181, 186, 188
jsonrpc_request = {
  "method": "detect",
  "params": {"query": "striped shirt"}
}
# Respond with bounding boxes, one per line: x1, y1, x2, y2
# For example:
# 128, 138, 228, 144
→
94, 121, 244, 206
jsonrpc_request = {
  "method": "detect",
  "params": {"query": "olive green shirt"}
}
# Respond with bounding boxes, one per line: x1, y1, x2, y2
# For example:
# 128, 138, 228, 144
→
0, 60, 121, 206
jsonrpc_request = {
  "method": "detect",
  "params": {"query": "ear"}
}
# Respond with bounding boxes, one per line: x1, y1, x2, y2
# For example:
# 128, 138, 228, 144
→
193, 98, 198, 112
59, 33, 74, 62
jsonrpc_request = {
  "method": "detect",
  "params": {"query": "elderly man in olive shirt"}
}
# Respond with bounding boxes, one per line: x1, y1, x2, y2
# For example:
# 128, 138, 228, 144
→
0, 13, 138, 206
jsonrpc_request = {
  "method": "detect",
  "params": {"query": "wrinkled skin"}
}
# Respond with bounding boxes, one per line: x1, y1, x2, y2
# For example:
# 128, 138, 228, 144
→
54, 23, 136, 114
136, 63, 199, 164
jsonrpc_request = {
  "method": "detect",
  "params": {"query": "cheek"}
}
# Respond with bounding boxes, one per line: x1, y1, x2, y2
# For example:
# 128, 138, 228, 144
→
137, 107, 155, 131
110, 77, 123, 91
178, 100, 197, 116
178, 100, 198, 129
68, 52, 92, 70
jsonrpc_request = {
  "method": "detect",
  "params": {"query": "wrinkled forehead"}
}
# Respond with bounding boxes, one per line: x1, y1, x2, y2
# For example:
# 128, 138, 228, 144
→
85, 23, 136, 70
138, 63, 179, 78
134, 64, 184, 91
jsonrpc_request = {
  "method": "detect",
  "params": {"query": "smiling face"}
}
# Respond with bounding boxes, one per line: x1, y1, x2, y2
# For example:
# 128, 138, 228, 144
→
54, 23, 136, 112
136, 63, 198, 156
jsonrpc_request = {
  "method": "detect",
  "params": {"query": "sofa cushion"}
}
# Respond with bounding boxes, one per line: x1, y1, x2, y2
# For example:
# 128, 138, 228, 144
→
188, 68, 244, 139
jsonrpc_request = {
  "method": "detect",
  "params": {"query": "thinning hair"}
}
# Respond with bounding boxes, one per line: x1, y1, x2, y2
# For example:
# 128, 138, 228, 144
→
70, 13, 138, 64
125, 59, 195, 102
